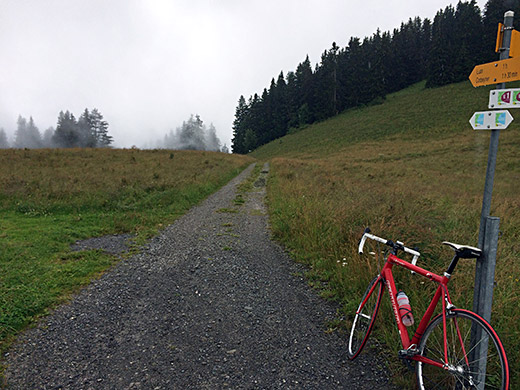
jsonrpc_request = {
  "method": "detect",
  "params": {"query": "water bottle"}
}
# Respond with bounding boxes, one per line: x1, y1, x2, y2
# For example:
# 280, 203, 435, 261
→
396, 291, 414, 327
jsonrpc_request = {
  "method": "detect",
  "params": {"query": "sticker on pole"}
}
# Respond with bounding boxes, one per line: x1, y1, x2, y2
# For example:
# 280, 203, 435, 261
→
489, 88, 520, 108
469, 110, 513, 130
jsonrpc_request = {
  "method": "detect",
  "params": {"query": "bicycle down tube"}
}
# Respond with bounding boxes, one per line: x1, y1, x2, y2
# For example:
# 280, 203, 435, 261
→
379, 253, 448, 353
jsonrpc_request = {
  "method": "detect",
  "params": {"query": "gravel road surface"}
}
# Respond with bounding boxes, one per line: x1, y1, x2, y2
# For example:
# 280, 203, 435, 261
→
4, 163, 393, 389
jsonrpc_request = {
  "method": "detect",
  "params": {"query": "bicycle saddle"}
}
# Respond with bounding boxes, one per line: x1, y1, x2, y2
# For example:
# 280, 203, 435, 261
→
442, 242, 482, 259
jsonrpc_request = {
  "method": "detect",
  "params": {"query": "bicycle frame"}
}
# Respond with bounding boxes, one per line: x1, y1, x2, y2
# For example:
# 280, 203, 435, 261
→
373, 252, 463, 368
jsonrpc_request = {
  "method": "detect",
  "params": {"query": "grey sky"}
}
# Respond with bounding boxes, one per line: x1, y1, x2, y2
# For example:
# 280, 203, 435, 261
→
1, 0, 487, 148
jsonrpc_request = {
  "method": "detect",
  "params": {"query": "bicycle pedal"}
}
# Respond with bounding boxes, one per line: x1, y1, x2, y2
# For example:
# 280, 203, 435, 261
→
398, 348, 418, 358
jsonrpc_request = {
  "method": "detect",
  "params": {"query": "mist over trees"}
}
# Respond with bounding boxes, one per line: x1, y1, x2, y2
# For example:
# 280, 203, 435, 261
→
1, 108, 113, 149
232, 0, 507, 154
0, 128, 8, 148
160, 114, 227, 152
14, 116, 42, 148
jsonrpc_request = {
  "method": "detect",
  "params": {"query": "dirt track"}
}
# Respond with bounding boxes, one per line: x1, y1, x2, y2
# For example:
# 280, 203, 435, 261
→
4, 163, 393, 389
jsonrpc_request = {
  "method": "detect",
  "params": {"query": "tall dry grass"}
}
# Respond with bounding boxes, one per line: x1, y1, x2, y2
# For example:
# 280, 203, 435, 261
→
256, 81, 520, 387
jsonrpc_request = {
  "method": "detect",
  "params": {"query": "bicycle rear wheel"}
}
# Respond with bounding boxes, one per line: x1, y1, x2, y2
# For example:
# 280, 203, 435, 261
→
416, 309, 509, 390
347, 276, 383, 360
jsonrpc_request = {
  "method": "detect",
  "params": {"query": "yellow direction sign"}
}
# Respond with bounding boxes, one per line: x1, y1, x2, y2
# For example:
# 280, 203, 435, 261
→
496, 22, 520, 57
469, 56, 520, 87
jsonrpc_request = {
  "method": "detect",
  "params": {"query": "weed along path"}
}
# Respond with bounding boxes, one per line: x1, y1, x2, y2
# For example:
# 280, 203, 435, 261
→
4, 163, 393, 389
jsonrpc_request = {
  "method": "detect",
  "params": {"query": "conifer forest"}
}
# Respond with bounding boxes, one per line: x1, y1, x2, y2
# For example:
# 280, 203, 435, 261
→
231, 0, 514, 153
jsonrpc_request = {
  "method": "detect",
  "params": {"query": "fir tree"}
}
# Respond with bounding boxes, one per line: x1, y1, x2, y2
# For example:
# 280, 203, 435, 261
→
427, 6, 458, 87
52, 111, 79, 148
205, 123, 221, 152
295, 56, 315, 125
42, 127, 55, 148
89, 108, 112, 147
0, 128, 9, 148
232, 95, 248, 154
78, 109, 98, 147
14, 116, 42, 148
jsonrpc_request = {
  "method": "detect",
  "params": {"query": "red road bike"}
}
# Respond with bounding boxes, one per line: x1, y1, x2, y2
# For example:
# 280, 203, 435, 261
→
349, 228, 509, 389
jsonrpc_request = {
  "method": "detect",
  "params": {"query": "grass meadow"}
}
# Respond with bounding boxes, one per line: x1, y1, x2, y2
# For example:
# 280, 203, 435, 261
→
0, 148, 252, 357
252, 80, 520, 388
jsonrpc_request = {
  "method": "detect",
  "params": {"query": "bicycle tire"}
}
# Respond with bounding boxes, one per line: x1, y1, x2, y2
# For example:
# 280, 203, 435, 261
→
347, 275, 383, 360
416, 309, 509, 390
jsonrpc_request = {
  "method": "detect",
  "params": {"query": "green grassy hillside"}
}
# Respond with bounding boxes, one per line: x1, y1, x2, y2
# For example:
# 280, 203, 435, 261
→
0, 149, 253, 359
251, 80, 520, 388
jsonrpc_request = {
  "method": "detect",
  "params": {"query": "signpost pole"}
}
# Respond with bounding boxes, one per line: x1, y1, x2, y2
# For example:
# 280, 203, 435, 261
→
473, 10, 512, 323
470, 12, 513, 389
476, 11, 513, 249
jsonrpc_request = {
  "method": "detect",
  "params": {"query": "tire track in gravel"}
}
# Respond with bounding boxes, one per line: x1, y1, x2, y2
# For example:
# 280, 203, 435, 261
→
3, 162, 394, 389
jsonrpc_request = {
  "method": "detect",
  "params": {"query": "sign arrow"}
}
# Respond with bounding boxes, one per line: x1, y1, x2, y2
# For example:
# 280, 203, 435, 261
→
469, 57, 520, 87
469, 110, 513, 130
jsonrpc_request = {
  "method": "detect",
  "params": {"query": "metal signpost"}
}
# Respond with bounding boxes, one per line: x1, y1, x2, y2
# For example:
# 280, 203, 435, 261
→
468, 11, 516, 389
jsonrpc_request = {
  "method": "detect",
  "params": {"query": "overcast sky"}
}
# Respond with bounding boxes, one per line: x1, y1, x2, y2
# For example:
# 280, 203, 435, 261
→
1, 0, 488, 149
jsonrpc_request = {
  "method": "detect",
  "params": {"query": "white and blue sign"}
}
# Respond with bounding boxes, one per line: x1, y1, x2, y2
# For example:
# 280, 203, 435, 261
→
469, 110, 513, 130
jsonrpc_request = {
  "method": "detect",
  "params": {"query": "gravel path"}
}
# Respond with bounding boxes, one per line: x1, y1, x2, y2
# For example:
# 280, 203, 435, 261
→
3, 163, 393, 389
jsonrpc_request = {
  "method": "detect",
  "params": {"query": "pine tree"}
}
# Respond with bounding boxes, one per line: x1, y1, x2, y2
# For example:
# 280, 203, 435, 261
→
178, 115, 205, 150
285, 71, 300, 129
232, 95, 248, 154
314, 43, 339, 120
14, 116, 27, 148
454, 1, 484, 80
0, 128, 9, 148
42, 127, 55, 148
337, 37, 363, 109
89, 108, 112, 147
14, 115, 42, 148
243, 128, 257, 153
271, 71, 290, 139
362, 32, 385, 104
258, 84, 274, 145
163, 129, 178, 149
421, 18, 433, 83
427, 6, 458, 87
26, 117, 43, 148
295, 56, 315, 125
205, 123, 221, 151
52, 111, 79, 148
78, 109, 98, 147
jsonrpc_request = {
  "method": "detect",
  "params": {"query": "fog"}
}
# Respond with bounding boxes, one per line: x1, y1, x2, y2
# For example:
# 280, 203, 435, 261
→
160, 115, 226, 152
0, 0, 487, 149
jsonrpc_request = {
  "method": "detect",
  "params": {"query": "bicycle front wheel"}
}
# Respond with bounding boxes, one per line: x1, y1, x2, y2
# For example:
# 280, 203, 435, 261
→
416, 309, 509, 390
347, 276, 383, 360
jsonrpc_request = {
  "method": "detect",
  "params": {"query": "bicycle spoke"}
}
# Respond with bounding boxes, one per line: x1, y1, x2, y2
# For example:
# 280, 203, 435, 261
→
420, 373, 452, 390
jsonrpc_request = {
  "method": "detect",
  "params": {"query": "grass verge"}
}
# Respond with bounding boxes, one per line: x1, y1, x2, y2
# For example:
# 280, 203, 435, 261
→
253, 80, 520, 388
0, 148, 253, 358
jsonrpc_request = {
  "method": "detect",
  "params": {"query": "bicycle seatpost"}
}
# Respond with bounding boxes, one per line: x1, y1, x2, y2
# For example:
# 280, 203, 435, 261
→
446, 254, 460, 276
